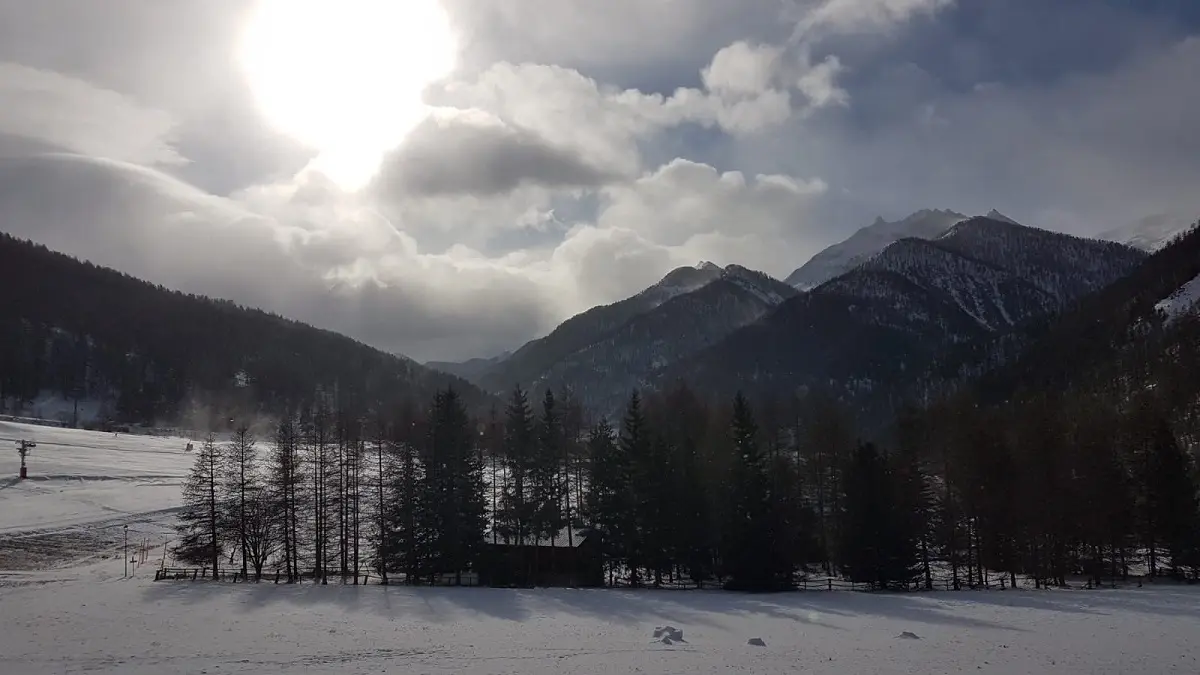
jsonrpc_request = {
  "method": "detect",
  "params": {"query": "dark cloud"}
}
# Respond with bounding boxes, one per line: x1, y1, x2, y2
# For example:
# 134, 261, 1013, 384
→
0, 0, 1197, 362
0, 150, 554, 361
373, 114, 618, 199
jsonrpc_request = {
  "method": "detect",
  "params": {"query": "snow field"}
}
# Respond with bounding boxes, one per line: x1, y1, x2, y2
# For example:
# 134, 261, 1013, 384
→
0, 421, 194, 571
3, 575, 1200, 674
3, 420, 1200, 674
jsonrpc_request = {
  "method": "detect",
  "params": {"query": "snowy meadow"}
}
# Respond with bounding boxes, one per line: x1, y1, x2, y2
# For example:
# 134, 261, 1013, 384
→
1, 421, 1199, 675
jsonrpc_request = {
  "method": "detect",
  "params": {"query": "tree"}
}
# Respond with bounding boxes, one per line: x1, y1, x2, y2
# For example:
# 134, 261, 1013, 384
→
223, 424, 258, 577
266, 416, 303, 582
370, 415, 391, 585
499, 386, 535, 547
839, 441, 918, 589
383, 403, 428, 583
423, 388, 487, 583
174, 433, 224, 578
722, 393, 788, 591
618, 391, 651, 586
531, 389, 566, 546
585, 417, 633, 585
243, 486, 279, 581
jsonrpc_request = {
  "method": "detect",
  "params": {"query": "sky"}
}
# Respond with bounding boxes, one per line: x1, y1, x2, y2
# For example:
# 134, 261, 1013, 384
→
1, 0, 1198, 362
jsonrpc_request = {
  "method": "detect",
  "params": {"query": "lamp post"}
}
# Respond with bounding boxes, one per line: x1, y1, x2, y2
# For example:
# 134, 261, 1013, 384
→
123, 525, 129, 578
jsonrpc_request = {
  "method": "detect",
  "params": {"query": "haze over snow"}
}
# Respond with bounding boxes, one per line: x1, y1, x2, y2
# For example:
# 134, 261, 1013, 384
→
1, 0, 1199, 361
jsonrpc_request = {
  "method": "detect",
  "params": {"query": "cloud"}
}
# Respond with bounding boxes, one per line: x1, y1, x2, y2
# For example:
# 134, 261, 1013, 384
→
0, 63, 184, 166
373, 110, 618, 198
0, 0, 1195, 364
789, 0, 954, 42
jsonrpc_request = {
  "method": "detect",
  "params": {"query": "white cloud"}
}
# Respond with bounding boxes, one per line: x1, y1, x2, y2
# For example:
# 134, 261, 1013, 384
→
702, 42, 786, 95
0, 63, 183, 166
789, 0, 954, 42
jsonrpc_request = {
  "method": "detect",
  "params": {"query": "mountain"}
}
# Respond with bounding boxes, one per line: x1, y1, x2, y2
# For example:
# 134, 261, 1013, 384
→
476, 262, 724, 393
0, 232, 488, 426
426, 352, 510, 383
528, 264, 798, 416
967, 218, 1200, 402
784, 208, 966, 290
983, 209, 1021, 225
668, 216, 1146, 422
1099, 213, 1198, 252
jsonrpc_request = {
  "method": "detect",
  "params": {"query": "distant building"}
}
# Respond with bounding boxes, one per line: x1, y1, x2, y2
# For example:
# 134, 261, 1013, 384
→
476, 529, 603, 588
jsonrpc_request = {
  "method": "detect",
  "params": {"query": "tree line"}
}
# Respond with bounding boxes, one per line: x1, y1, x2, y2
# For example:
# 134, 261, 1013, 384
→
176, 375, 1200, 590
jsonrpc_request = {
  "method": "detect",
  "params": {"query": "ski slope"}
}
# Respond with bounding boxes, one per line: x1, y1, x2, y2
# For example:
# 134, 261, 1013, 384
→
2, 421, 1200, 674
0, 421, 194, 571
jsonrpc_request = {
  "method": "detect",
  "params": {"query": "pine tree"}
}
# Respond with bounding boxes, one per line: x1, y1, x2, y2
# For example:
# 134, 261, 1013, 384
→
370, 415, 391, 585
266, 416, 303, 582
384, 403, 428, 583
722, 393, 787, 591
223, 424, 258, 578
306, 403, 336, 583
423, 388, 487, 583
531, 389, 566, 546
618, 391, 650, 586
839, 441, 918, 589
499, 386, 535, 547
174, 433, 224, 578
585, 417, 633, 585
674, 432, 715, 586
1143, 415, 1200, 579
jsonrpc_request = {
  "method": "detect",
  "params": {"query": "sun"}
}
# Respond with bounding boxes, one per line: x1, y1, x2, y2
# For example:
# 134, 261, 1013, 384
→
238, 0, 458, 191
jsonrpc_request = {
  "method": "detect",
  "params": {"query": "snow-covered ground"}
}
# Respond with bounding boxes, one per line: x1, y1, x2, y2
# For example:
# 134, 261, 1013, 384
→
2, 422, 1200, 674
0, 421, 193, 571
3, 569, 1200, 674
1156, 271, 1200, 324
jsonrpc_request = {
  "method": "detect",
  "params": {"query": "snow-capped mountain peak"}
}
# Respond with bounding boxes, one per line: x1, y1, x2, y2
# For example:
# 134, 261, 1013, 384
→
643, 263, 724, 303
784, 208, 967, 290
1099, 213, 1198, 252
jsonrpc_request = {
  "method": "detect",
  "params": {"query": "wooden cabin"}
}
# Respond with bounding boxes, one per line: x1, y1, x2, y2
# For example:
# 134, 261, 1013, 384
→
476, 529, 603, 588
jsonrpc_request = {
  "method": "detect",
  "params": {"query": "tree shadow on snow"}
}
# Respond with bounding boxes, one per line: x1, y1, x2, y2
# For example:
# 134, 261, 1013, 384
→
141, 580, 1042, 633
927, 585, 1200, 620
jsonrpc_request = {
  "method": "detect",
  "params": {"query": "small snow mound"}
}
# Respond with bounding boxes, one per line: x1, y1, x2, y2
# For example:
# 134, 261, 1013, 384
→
653, 626, 685, 643
747, 637, 766, 647
897, 631, 921, 640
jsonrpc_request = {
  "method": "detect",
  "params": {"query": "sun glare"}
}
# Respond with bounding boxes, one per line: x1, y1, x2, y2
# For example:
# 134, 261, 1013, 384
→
238, 0, 458, 191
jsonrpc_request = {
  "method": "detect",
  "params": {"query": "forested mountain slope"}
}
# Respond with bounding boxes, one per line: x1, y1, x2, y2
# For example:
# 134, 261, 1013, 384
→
0, 233, 487, 426
475, 263, 723, 393
784, 208, 965, 290
667, 217, 1146, 421
528, 264, 798, 416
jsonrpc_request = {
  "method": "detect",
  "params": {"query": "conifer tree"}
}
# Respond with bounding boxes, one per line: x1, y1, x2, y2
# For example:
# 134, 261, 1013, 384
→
499, 386, 535, 547
619, 391, 650, 586
384, 403, 427, 583
423, 388, 487, 582
175, 433, 224, 578
584, 418, 627, 582
839, 442, 918, 589
267, 416, 303, 582
223, 424, 258, 577
531, 389, 566, 546
722, 393, 787, 590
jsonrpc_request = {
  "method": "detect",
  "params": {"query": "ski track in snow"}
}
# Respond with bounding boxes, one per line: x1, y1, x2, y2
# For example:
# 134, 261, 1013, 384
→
2, 422, 1200, 674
